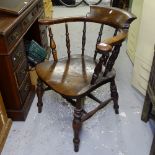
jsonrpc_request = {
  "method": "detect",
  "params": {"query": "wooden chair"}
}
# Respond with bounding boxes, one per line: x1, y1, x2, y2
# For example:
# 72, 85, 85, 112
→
36, 6, 136, 152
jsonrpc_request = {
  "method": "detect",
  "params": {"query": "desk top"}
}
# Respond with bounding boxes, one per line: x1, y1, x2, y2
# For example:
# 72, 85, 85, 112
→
0, 0, 39, 35
0, 0, 34, 15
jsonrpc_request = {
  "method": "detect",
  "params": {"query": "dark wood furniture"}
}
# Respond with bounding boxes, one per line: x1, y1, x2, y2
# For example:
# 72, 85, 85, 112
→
0, 0, 47, 121
141, 49, 155, 155
36, 6, 136, 152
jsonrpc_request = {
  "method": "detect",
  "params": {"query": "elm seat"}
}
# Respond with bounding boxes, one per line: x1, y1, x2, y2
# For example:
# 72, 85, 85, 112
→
36, 54, 115, 97
36, 5, 136, 152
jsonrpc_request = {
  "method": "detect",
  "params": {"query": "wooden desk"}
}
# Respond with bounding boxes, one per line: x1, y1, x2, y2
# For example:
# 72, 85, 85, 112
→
0, 0, 48, 121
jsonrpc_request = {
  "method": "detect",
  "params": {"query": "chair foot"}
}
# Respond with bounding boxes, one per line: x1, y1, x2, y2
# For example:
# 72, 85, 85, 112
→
114, 107, 119, 114
110, 79, 119, 114
38, 106, 42, 113
37, 78, 44, 113
73, 119, 81, 152
72, 98, 83, 152
73, 138, 80, 152
113, 97, 119, 114
113, 98, 119, 114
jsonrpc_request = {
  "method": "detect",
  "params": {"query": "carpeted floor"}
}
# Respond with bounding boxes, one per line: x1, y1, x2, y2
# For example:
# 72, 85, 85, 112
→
2, 4, 154, 155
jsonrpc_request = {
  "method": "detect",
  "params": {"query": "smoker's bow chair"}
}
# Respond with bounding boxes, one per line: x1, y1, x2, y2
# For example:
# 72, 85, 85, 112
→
36, 6, 136, 152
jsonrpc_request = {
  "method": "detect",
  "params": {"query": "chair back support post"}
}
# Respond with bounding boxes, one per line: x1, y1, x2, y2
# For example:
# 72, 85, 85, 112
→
104, 43, 122, 76
82, 21, 86, 56
65, 23, 71, 58
91, 52, 109, 85
94, 24, 104, 60
48, 27, 58, 61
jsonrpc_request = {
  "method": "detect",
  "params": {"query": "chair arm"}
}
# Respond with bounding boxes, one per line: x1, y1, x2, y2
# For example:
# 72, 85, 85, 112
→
97, 31, 127, 53
38, 17, 86, 25
96, 43, 112, 54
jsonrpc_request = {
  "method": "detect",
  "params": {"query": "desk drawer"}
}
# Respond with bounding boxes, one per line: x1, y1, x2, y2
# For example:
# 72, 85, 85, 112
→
7, 25, 22, 48
19, 75, 31, 104
6, 3, 41, 49
21, 7, 38, 33
15, 59, 28, 87
11, 41, 26, 70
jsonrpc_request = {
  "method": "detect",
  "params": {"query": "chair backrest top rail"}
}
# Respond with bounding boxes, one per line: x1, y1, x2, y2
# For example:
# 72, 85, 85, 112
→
38, 6, 136, 29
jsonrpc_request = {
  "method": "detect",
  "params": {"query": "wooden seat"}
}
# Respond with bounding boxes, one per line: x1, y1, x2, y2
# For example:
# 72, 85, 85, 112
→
36, 54, 115, 97
36, 5, 136, 152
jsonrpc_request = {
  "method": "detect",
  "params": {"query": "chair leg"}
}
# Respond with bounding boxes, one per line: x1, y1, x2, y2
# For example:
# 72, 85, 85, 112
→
72, 98, 83, 152
36, 78, 44, 113
110, 79, 119, 114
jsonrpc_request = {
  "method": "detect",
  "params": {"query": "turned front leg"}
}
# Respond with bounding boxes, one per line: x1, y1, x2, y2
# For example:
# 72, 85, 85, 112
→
110, 78, 119, 114
72, 98, 83, 152
36, 78, 44, 113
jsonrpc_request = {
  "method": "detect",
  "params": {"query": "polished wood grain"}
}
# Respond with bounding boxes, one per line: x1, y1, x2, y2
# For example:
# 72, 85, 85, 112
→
36, 6, 136, 152
36, 54, 116, 97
